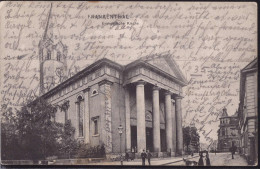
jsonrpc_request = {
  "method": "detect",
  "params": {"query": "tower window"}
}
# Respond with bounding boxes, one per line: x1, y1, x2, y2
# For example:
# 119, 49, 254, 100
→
57, 52, 61, 61
47, 51, 51, 60
222, 128, 225, 136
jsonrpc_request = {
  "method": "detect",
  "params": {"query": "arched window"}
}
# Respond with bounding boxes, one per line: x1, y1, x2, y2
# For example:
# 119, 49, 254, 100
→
47, 51, 51, 60
91, 89, 98, 96
222, 128, 225, 136
57, 52, 61, 61
77, 96, 84, 137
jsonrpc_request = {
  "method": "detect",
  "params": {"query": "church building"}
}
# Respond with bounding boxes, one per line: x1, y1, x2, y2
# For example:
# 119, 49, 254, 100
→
37, 4, 188, 157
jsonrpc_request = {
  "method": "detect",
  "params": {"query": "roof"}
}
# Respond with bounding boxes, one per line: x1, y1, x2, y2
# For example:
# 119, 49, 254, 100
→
41, 58, 123, 99
239, 58, 258, 109
41, 55, 188, 99
241, 58, 257, 73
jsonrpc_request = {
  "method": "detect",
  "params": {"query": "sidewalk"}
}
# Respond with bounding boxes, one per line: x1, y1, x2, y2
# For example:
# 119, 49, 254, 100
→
88, 154, 199, 166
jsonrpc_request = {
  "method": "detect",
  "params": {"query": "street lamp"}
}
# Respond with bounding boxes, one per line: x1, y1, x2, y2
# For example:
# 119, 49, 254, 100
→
118, 124, 123, 165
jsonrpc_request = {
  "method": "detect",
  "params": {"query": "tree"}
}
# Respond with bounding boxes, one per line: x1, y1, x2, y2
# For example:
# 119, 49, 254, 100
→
59, 119, 78, 159
190, 127, 200, 152
13, 98, 63, 160
183, 126, 200, 153
183, 126, 191, 152
1, 104, 22, 160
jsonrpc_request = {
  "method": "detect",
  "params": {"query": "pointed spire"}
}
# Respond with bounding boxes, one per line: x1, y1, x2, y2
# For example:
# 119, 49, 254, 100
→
43, 3, 53, 40
221, 107, 228, 117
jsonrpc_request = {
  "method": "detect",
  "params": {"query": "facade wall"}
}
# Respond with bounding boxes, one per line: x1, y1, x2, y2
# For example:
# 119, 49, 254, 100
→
89, 83, 104, 146
45, 63, 123, 153
241, 71, 257, 162
218, 116, 240, 152
110, 82, 126, 153
245, 73, 256, 118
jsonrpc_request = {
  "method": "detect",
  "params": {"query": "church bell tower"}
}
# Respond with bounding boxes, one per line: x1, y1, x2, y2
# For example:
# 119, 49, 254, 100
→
39, 3, 68, 95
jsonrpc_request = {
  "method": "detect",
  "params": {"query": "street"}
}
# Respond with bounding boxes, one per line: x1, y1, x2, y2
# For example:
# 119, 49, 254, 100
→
88, 152, 248, 166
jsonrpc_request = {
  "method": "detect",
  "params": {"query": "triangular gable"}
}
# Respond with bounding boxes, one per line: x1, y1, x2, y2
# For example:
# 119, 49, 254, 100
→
164, 56, 188, 85
147, 57, 179, 79
146, 55, 188, 86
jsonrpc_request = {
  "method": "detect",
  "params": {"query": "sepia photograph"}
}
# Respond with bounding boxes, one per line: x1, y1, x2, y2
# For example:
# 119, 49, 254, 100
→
0, 1, 258, 166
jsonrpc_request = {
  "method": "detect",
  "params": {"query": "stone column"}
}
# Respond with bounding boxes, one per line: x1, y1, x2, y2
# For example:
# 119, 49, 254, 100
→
124, 87, 131, 152
152, 86, 161, 152
165, 91, 173, 152
83, 87, 90, 144
176, 96, 184, 155
136, 81, 146, 152
171, 100, 177, 156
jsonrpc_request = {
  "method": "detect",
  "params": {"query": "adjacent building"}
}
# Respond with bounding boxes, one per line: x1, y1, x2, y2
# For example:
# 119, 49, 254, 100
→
238, 58, 258, 165
217, 108, 240, 152
36, 5, 188, 157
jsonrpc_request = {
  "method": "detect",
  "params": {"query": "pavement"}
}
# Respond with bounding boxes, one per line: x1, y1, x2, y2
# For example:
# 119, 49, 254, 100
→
87, 152, 248, 166
88, 154, 198, 166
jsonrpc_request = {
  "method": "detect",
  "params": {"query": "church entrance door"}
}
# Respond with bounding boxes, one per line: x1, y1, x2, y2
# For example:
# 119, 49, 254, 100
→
161, 129, 167, 152
146, 127, 153, 152
131, 126, 137, 152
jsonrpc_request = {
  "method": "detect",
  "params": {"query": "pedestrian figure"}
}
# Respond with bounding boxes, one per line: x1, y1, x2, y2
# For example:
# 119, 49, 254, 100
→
125, 152, 129, 162
205, 151, 211, 166
198, 152, 204, 166
230, 146, 235, 159
191, 151, 194, 157
141, 149, 147, 166
147, 150, 152, 165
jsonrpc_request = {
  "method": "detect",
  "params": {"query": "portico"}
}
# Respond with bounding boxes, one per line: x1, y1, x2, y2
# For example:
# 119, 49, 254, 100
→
123, 57, 187, 156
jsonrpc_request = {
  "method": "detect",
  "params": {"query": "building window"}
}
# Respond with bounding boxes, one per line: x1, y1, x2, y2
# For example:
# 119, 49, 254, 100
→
91, 89, 98, 97
57, 52, 61, 61
80, 79, 83, 87
92, 116, 99, 136
94, 120, 98, 135
87, 74, 93, 81
77, 96, 84, 137
65, 109, 68, 122
222, 128, 225, 136
95, 69, 101, 78
77, 80, 80, 88
83, 76, 87, 84
47, 51, 51, 60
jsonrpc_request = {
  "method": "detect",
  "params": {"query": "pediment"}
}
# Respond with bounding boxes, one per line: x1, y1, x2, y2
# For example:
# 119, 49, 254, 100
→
147, 57, 179, 79
146, 56, 188, 85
